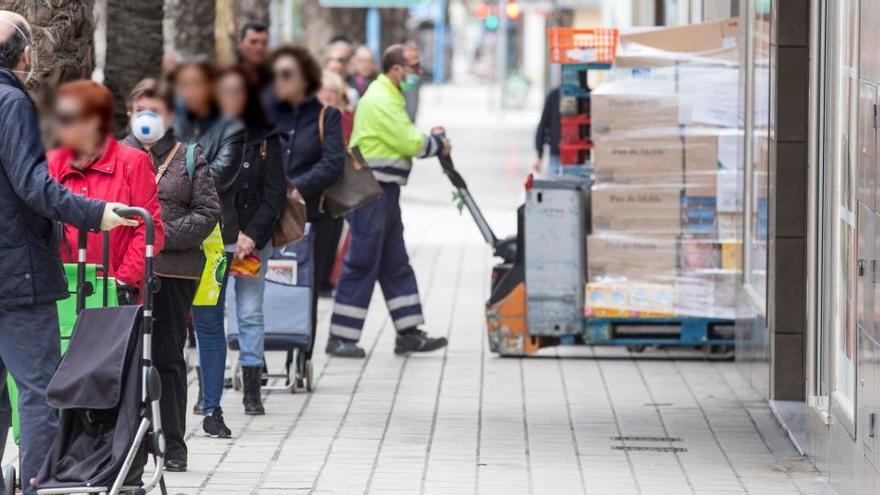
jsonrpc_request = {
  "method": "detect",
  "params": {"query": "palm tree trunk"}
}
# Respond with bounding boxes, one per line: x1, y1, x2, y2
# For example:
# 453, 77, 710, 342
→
168, 0, 215, 57
235, 0, 270, 28
0, 0, 95, 101
299, 1, 410, 58
104, 0, 164, 136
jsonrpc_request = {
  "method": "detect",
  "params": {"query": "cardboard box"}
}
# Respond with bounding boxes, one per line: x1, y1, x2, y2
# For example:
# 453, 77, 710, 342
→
591, 185, 683, 234
587, 234, 679, 280
620, 18, 739, 54
684, 134, 719, 196
721, 242, 742, 270
675, 272, 739, 319
584, 282, 631, 317
680, 238, 720, 272
592, 137, 683, 183
717, 212, 741, 239
629, 283, 677, 316
590, 92, 680, 138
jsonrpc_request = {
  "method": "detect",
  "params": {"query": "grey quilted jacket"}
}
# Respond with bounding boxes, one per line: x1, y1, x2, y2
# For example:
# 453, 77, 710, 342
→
122, 131, 220, 279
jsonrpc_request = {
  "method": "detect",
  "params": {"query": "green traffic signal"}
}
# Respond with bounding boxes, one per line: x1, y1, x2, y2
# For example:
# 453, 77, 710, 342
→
485, 13, 499, 30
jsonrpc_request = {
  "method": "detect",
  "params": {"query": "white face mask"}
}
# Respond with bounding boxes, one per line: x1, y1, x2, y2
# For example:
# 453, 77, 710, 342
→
131, 111, 165, 144
0, 18, 35, 83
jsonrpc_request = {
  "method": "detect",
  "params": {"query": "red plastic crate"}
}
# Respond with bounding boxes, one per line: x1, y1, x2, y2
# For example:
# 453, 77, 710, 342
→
548, 28, 619, 64
560, 140, 593, 165
561, 114, 590, 143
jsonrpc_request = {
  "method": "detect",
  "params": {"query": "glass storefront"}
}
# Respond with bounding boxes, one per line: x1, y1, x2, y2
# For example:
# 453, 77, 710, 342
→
742, 0, 770, 309
817, 0, 859, 425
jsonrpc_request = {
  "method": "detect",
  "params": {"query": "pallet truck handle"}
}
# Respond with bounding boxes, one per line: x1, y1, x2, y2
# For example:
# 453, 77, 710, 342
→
431, 129, 468, 190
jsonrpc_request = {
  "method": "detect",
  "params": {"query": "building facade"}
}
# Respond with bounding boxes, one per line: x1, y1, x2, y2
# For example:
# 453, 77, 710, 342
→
718, 0, 880, 492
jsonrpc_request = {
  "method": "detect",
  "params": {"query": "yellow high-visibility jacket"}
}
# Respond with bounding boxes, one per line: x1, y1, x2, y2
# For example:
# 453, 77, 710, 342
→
350, 74, 441, 185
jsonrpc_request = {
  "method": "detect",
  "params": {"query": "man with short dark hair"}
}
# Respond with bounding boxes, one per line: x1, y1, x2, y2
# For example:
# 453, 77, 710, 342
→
327, 43, 451, 358
0, 11, 135, 495
237, 20, 270, 90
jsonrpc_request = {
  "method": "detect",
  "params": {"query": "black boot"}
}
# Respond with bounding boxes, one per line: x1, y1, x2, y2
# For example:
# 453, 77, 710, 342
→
241, 366, 265, 415
192, 366, 203, 415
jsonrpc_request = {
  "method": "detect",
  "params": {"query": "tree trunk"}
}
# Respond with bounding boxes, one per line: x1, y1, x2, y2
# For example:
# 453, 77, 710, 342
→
235, 0, 270, 28
104, 0, 164, 136
0, 0, 95, 102
300, 0, 363, 56
299, 1, 411, 58
215, 0, 236, 65
168, 0, 215, 57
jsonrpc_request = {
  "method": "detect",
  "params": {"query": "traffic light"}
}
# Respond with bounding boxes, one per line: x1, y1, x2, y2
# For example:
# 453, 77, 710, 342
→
474, 3, 490, 20
505, 1, 520, 19
485, 13, 499, 31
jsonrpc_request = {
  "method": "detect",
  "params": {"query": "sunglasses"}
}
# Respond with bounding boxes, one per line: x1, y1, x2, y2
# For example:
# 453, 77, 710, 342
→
55, 111, 84, 126
274, 68, 298, 81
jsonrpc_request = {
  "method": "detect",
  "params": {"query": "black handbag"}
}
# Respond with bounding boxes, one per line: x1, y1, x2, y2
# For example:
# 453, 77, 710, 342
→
318, 106, 383, 217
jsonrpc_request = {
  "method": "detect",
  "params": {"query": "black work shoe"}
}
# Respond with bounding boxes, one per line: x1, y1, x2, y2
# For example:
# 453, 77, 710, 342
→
325, 336, 366, 358
394, 328, 448, 355
164, 458, 187, 472
202, 408, 232, 438
242, 366, 266, 415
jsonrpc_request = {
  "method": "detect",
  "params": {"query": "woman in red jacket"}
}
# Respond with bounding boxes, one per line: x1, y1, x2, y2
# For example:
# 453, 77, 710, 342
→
48, 80, 164, 303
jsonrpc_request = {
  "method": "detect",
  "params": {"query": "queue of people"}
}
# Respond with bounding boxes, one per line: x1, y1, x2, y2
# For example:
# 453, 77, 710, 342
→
0, 10, 451, 494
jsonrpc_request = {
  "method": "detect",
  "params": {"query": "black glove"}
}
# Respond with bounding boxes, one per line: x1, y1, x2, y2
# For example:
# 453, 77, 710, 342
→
117, 283, 139, 306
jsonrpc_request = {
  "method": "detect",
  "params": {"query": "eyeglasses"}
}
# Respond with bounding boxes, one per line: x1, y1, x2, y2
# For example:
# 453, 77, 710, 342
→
55, 111, 84, 126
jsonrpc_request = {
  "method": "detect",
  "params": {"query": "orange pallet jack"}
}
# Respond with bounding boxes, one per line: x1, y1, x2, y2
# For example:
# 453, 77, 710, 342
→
437, 146, 546, 356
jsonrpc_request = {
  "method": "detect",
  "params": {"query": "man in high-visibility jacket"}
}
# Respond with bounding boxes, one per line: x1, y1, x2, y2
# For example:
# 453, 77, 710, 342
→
327, 44, 451, 358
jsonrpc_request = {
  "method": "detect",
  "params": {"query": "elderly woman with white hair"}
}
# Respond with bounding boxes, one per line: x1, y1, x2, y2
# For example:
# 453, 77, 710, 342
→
318, 69, 354, 144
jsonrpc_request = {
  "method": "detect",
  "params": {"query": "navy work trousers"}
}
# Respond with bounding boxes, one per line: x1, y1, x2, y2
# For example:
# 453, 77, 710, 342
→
330, 183, 424, 341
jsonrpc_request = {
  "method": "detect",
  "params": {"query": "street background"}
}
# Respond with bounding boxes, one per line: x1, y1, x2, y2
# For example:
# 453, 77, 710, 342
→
3, 84, 829, 494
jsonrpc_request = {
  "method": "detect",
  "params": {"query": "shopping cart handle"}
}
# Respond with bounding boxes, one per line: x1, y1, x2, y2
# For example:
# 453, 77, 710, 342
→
113, 207, 155, 246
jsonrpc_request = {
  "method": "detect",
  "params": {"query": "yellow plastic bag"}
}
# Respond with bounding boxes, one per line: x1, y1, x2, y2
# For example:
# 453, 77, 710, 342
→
193, 224, 226, 306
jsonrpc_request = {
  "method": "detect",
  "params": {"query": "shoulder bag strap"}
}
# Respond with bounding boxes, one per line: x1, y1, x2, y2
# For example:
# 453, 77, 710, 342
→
155, 142, 182, 184
318, 105, 327, 144
185, 142, 198, 181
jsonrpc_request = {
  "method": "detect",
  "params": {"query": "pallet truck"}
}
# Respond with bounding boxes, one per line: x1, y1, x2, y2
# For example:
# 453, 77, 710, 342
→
437, 146, 736, 357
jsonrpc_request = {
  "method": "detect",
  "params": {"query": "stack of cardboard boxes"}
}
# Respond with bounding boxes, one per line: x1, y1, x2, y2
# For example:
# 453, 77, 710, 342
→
585, 19, 742, 319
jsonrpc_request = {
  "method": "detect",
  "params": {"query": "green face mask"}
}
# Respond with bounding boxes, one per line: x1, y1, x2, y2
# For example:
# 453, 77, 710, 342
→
400, 73, 420, 92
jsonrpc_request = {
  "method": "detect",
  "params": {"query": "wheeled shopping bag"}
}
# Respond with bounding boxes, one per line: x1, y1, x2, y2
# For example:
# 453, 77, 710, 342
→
226, 226, 315, 393
35, 207, 167, 495
3, 234, 118, 494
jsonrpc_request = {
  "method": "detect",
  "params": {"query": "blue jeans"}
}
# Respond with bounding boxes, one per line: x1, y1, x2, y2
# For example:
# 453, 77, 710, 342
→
229, 244, 271, 367
547, 154, 561, 176
193, 253, 231, 416
0, 303, 61, 495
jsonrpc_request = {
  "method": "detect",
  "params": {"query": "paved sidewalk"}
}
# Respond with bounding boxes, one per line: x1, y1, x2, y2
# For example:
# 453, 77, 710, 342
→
5, 85, 832, 494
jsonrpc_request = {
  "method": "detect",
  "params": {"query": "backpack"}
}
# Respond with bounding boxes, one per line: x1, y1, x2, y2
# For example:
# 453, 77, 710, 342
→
184, 143, 198, 181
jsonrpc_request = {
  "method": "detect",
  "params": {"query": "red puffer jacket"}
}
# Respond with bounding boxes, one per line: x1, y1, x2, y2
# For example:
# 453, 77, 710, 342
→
48, 137, 165, 288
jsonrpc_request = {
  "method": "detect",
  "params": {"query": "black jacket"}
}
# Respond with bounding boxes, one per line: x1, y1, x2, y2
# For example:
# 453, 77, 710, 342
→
234, 127, 286, 249
173, 109, 246, 244
535, 87, 560, 158
0, 69, 105, 307
268, 96, 345, 219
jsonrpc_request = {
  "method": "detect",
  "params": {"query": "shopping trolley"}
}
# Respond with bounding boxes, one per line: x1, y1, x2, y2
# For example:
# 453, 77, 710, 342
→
227, 225, 315, 393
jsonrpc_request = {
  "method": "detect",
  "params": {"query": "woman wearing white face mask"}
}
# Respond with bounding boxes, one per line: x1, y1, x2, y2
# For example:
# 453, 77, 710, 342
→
120, 78, 221, 471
